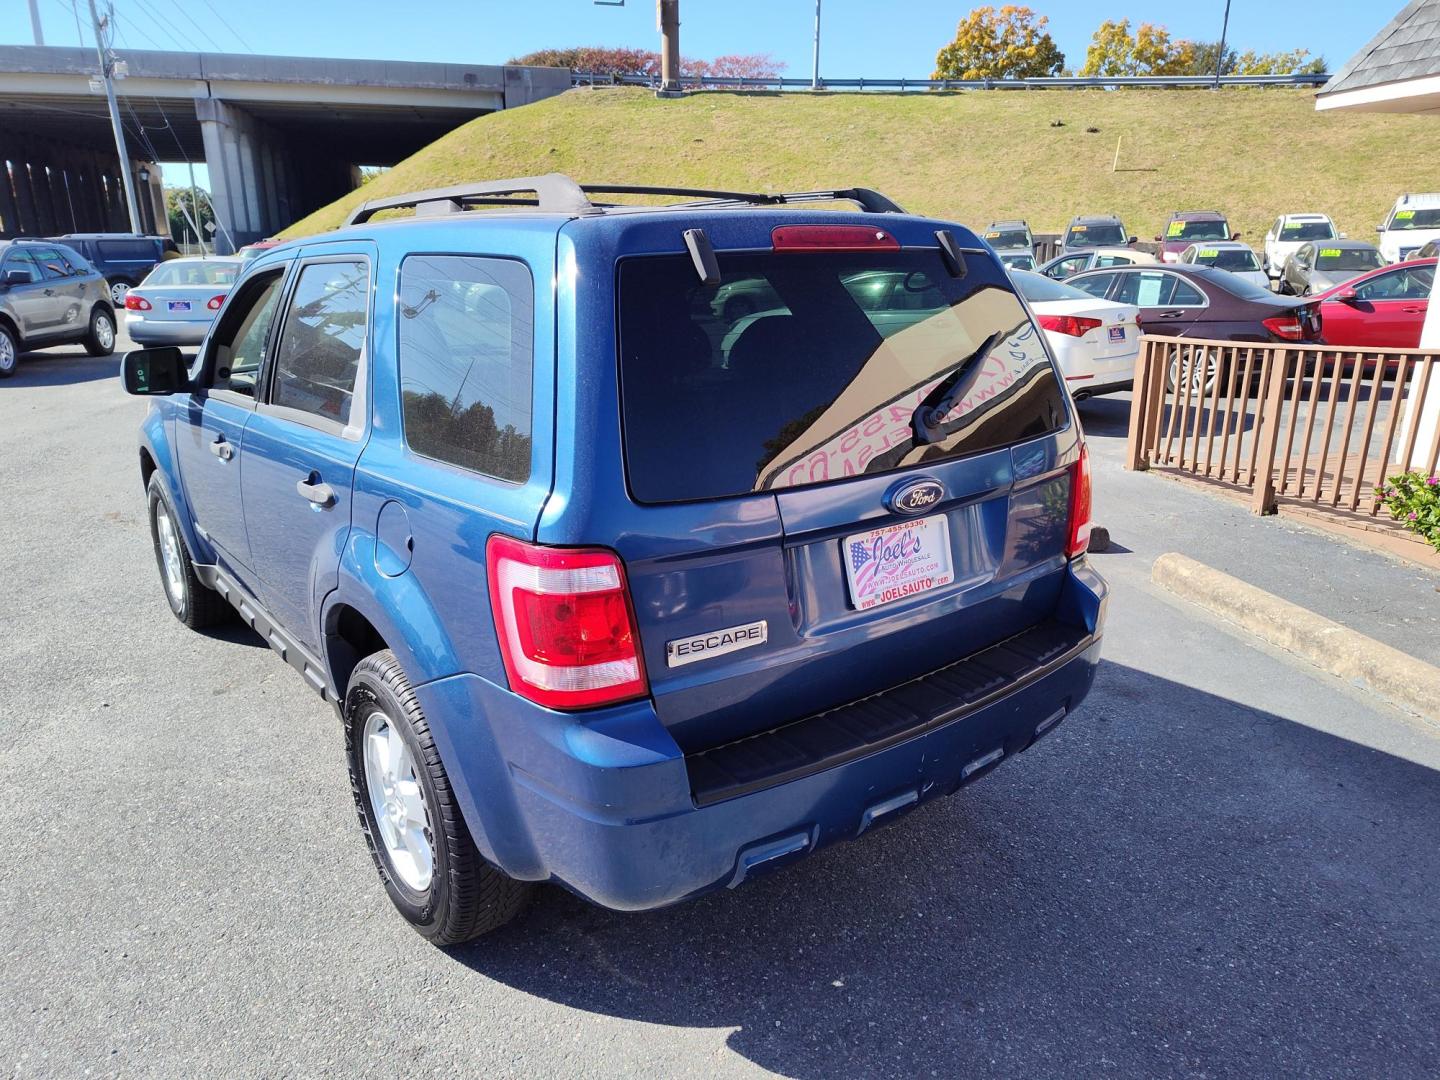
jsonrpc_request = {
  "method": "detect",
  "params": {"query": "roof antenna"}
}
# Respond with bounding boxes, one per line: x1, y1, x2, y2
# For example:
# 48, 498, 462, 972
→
683, 228, 721, 285
936, 230, 968, 278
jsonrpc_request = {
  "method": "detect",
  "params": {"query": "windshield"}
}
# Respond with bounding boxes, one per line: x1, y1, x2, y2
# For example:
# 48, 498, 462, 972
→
1191, 248, 1260, 272
618, 251, 1067, 503
143, 260, 239, 286
1011, 270, 1099, 303
1166, 219, 1230, 242
1280, 220, 1335, 241
1316, 247, 1385, 271
1388, 208, 1440, 230
1067, 224, 1126, 248
984, 229, 1030, 250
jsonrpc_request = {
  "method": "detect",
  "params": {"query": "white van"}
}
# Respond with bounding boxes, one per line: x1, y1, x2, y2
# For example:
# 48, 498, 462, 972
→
1377, 194, 1440, 264
1263, 214, 1338, 281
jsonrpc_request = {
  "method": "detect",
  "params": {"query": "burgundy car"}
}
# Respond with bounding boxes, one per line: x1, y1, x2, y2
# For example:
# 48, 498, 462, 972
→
1066, 264, 1321, 392
1156, 210, 1238, 264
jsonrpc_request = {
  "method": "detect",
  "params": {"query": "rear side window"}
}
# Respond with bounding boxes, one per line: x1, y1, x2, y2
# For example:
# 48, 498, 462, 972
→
270, 260, 368, 426
28, 246, 72, 279
397, 255, 533, 483
618, 250, 1066, 503
97, 239, 157, 261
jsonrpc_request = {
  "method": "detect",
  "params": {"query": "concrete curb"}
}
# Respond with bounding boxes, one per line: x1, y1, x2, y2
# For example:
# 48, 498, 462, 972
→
1152, 552, 1440, 725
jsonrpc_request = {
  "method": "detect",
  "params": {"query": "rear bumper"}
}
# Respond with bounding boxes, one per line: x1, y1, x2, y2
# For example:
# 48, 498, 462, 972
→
125, 316, 208, 345
416, 561, 1108, 912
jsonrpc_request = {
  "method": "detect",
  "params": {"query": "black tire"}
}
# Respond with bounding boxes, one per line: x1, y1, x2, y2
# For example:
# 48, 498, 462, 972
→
84, 305, 117, 357
0, 323, 17, 379
345, 650, 530, 945
147, 474, 230, 629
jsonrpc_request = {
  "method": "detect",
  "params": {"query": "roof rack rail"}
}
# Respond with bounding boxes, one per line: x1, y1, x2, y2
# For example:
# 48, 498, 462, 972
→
344, 173, 905, 225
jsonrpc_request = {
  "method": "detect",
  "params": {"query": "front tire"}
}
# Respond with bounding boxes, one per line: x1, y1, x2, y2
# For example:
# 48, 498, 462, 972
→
0, 324, 17, 379
147, 474, 230, 629
345, 650, 530, 945
85, 306, 116, 357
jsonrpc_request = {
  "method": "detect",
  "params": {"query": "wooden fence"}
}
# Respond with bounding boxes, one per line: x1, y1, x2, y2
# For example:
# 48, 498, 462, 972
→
1125, 336, 1440, 521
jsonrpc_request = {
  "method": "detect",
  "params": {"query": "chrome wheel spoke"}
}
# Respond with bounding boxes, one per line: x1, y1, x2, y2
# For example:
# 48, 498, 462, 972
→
361, 710, 434, 892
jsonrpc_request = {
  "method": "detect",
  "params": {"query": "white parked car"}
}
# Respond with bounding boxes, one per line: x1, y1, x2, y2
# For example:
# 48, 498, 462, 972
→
1038, 246, 1158, 280
1178, 242, 1270, 291
1377, 193, 1440, 264
124, 256, 242, 346
1262, 214, 1339, 281
1011, 270, 1140, 400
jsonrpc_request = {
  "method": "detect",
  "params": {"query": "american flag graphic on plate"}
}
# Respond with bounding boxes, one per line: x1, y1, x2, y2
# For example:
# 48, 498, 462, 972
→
842, 513, 956, 611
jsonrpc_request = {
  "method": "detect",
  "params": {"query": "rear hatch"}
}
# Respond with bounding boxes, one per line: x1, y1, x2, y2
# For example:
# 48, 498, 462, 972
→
611, 220, 1079, 754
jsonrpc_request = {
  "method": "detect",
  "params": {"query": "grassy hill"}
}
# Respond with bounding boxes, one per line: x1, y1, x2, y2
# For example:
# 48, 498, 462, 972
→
284, 86, 1440, 245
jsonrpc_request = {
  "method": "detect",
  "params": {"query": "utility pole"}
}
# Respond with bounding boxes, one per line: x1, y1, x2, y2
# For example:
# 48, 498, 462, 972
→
27, 0, 45, 45
657, 0, 680, 94
86, 0, 142, 233
811, 0, 821, 90
1214, 0, 1232, 90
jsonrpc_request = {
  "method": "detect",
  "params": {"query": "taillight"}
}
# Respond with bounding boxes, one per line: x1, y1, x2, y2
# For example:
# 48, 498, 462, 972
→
1037, 314, 1103, 337
207, 294, 225, 311
1067, 444, 1092, 559
125, 294, 151, 311
486, 535, 647, 710
772, 225, 899, 252
1263, 314, 1305, 341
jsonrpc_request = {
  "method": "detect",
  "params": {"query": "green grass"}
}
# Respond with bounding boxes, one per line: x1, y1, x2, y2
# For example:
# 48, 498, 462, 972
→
284, 86, 1440, 245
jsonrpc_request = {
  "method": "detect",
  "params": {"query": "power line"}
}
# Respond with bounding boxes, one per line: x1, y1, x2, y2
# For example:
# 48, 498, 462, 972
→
198, 0, 253, 52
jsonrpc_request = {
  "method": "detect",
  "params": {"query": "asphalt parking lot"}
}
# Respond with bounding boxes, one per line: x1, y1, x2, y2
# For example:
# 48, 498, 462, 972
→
3, 337, 1440, 1079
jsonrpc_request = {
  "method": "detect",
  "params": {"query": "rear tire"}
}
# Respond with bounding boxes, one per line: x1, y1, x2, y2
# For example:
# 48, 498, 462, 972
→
84, 306, 116, 357
345, 650, 531, 945
1166, 347, 1220, 396
109, 280, 131, 308
147, 474, 230, 629
0, 324, 17, 379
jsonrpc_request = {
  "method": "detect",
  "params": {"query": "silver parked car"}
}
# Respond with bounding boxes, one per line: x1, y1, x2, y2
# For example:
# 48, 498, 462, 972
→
124, 257, 243, 346
0, 239, 116, 378
1278, 240, 1385, 296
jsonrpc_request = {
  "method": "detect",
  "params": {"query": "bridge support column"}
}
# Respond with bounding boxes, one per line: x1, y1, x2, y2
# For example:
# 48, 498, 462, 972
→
196, 97, 296, 253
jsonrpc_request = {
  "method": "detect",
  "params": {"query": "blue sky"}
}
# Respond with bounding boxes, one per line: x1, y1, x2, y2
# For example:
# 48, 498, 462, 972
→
5, 0, 1394, 189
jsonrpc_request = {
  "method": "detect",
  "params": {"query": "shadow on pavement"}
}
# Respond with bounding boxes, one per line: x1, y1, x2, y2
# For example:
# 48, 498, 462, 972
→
10, 350, 120, 388
448, 660, 1440, 1077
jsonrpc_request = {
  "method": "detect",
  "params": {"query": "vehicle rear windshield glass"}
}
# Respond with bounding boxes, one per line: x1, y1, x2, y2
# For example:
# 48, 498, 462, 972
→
1067, 224, 1125, 247
1192, 248, 1259, 272
1315, 248, 1384, 271
1280, 220, 1335, 240
984, 229, 1030, 249
618, 250, 1067, 503
1389, 208, 1440, 230
1011, 270, 1097, 303
1167, 219, 1229, 241
144, 261, 239, 286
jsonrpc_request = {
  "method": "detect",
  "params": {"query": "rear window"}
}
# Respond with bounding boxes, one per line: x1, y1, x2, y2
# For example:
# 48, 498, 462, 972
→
1011, 270, 1098, 303
618, 250, 1067, 503
143, 260, 239, 286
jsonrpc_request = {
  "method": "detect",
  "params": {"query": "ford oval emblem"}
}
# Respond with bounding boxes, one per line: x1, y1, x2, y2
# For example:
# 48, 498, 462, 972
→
887, 477, 945, 516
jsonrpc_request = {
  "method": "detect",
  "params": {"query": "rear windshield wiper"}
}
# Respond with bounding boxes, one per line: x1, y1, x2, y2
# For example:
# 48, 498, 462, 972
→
911, 330, 1003, 446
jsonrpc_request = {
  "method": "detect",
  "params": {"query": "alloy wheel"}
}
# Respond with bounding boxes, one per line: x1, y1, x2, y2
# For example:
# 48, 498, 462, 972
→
155, 502, 187, 608
110, 281, 130, 307
362, 709, 435, 892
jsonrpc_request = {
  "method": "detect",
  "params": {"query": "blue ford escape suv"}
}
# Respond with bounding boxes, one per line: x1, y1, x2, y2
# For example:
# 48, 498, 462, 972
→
122, 175, 1107, 945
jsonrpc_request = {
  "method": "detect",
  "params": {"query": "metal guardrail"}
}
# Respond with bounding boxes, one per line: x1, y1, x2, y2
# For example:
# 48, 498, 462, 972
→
572, 72, 1331, 92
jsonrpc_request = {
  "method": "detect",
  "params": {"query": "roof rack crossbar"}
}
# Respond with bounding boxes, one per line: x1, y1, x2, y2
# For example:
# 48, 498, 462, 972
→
345, 173, 592, 225
343, 174, 905, 226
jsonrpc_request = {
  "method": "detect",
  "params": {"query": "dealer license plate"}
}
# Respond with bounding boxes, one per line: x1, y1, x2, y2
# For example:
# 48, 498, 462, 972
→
1108, 325, 1126, 343
167, 301, 191, 312
842, 514, 955, 611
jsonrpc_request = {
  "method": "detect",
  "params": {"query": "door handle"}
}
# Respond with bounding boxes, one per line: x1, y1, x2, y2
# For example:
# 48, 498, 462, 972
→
296, 474, 336, 508
1157, 310, 1185, 319
1402, 306, 1424, 314
209, 437, 233, 461
42, 288, 55, 296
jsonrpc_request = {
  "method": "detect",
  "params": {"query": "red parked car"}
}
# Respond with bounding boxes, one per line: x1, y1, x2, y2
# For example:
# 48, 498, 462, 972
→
1313, 257, 1434, 349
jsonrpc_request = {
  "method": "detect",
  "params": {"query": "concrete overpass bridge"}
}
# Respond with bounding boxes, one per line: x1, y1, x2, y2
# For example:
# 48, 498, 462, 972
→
0, 45, 569, 250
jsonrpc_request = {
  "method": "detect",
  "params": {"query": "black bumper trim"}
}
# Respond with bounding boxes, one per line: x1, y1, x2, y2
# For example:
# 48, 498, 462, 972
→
686, 619, 1093, 807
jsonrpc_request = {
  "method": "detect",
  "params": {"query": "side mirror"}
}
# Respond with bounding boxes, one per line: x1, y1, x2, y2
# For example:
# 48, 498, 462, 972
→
1376, 225, 1385, 233
1336, 287, 1359, 304
1231, 232, 1242, 241
1339, 232, 1348, 239
2, 268, 34, 287
121, 347, 189, 396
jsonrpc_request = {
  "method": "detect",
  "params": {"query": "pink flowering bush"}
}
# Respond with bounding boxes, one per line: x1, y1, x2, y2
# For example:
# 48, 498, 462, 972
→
1378, 471, 1440, 552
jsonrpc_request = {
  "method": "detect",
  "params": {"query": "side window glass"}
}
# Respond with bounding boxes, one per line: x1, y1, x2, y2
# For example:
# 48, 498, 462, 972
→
270, 260, 369, 426
211, 271, 285, 397
1069, 272, 1117, 299
4, 250, 40, 282
1355, 271, 1401, 302
398, 255, 533, 482
1171, 279, 1205, 306
1110, 271, 1143, 305
1397, 267, 1434, 300
30, 247, 70, 280
1129, 271, 1175, 307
